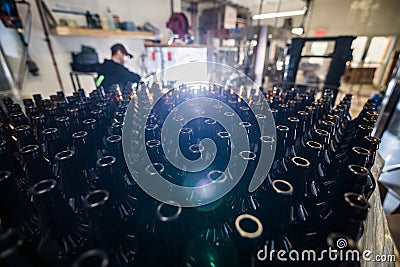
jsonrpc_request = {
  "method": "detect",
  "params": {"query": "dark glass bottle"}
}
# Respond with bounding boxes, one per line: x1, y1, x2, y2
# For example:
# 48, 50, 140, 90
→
286, 117, 299, 157
257, 179, 294, 263
31, 114, 46, 145
20, 144, 53, 185
136, 201, 189, 266
0, 228, 47, 267
42, 127, 63, 161
286, 156, 310, 225
56, 116, 74, 150
0, 171, 39, 237
30, 179, 88, 264
72, 131, 98, 175
95, 156, 136, 222
55, 150, 90, 210
271, 125, 289, 179
105, 135, 130, 180
72, 249, 110, 267
9, 111, 29, 128
14, 125, 37, 149
83, 190, 137, 267
0, 140, 24, 180
332, 193, 370, 242
44, 106, 59, 128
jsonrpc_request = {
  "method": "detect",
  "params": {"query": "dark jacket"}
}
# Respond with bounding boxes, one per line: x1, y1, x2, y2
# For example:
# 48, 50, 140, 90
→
98, 59, 141, 89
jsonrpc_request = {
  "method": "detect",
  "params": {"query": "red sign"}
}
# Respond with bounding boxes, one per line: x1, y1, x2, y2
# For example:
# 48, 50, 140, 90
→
315, 29, 327, 36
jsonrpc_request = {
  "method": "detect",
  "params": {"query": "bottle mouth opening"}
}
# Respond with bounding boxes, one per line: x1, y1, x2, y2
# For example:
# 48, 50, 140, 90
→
306, 141, 322, 149
32, 114, 45, 120
145, 124, 158, 131
348, 164, 369, 175
0, 171, 11, 182
205, 118, 216, 125
145, 163, 165, 175
146, 139, 161, 148
72, 131, 88, 139
365, 136, 380, 144
322, 120, 335, 126
352, 147, 370, 156
90, 109, 102, 115
260, 136, 274, 143
277, 125, 289, 131
344, 193, 370, 210
144, 114, 155, 119
10, 111, 24, 117
235, 214, 263, 239
56, 116, 70, 122
217, 131, 231, 139
15, 125, 31, 132
287, 117, 299, 123
172, 116, 184, 122
315, 129, 329, 136
84, 190, 109, 208
291, 156, 310, 167
255, 114, 267, 120
180, 127, 193, 134
189, 144, 204, 153
0, 140, 6, 147
213, 103, 223, 109
272, 179, 293, 195
31, 179, 57, 195
239, 122, 252, 128
224, 111, 235, 117
239, 150, 256, 160
20, 144, 39, 154
112, 122, 124, 127
42, 128, 58, 135
297, 111, 309, 117
106, 135, 122, 143
55, 150, 74, 161
358, 125, 373, 131
83, 119, 97, 125
74, 249, 109, 267
207, 170, 227, 183
156, 201, 182, 222
97, 156, 116, 168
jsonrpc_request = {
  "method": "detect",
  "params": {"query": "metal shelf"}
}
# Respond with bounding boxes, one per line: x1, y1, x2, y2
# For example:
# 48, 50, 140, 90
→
50, 26, 156, 40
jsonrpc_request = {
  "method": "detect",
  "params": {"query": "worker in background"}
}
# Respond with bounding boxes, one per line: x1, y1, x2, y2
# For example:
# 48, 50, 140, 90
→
97, 43, 141, 90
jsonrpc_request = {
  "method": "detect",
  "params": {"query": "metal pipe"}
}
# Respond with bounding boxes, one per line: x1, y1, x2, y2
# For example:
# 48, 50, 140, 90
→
35, 0, 65, 92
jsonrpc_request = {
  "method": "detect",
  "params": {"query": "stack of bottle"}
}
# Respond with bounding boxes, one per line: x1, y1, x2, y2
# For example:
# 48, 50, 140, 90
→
0, 82, 380, 267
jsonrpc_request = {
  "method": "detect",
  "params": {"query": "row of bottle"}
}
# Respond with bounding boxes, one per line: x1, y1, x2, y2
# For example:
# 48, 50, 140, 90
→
0, 82, 380, 267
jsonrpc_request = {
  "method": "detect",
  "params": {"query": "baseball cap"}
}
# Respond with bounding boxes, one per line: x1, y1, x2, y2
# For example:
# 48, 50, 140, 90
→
111, 43, 133, 59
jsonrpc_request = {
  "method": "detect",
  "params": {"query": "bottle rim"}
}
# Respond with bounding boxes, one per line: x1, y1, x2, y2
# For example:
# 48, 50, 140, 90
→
84, 190, 110, 209
55, 150, 74, 161
235, 214, 263, 239
272, 179, 294, 195
156, 201, 182, 222
31, 179, 57, 196
0, 171, 11, 182
20, 144, 39, 154
145, 163, 164, 175
96, 156, 116, 168
343, 192, 370, 210
72, 131, 88, 139
207, 170, 227, 183
291, 156, 310, 167
73, 249, 109, 267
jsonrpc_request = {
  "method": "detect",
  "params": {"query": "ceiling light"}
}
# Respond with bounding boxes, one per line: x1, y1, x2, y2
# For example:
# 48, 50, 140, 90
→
252, 8, 307, 20
291, 27, 304, 35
